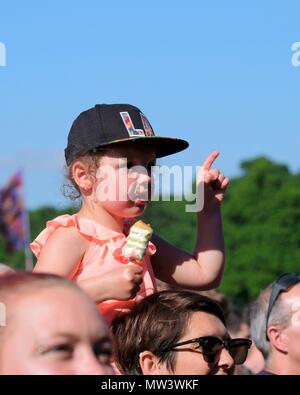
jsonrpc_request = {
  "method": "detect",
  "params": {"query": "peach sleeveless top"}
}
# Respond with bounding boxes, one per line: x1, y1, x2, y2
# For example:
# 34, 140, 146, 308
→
30, 214, 157, 325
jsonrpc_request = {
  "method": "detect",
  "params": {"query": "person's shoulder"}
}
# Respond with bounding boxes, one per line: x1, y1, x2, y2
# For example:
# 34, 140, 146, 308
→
50, 225, 84, 241
46, 214, 88, 245
49, 225, 89, 252
31, 213, 90, 258
35, 221, 87, 264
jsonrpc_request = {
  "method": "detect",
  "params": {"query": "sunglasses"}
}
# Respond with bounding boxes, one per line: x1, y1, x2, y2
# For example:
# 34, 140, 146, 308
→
159, 336, 252, 365
265, 272, 300, 340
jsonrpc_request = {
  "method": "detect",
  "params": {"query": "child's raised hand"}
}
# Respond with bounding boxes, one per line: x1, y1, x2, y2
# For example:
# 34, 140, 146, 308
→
201, 151, 229, 208
101, 263, 143, 301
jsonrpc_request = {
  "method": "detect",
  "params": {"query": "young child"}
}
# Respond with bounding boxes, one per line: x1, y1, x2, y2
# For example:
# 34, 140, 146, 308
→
31, 104, 229, 325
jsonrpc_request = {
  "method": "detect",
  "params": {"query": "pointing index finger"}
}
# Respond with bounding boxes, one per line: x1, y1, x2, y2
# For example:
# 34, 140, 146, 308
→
202, 151, 220, 170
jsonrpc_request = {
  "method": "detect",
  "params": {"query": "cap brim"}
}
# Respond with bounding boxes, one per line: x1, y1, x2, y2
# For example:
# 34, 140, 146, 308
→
95, 136, 189, 158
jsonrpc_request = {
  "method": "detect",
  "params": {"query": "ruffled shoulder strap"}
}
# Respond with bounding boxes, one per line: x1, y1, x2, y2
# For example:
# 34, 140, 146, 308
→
30, 214, 124, 258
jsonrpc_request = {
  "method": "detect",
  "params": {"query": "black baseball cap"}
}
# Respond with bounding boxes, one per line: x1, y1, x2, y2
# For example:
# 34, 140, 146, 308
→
65, 104, 189, 166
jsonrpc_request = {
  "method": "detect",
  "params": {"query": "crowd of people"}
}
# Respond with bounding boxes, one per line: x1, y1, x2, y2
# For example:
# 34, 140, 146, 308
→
1, 104, 299, 375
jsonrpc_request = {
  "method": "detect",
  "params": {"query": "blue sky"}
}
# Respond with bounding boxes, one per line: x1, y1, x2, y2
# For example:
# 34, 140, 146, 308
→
0, 0, 300, 209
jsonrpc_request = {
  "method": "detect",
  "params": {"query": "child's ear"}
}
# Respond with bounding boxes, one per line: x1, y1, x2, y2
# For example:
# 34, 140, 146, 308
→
72, 161, 93, 191
139, 351, 166, 375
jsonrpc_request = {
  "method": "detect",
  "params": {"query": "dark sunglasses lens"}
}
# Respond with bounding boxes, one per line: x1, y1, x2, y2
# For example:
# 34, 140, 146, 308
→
202, 338, 222, 364
229, 341, 251, 365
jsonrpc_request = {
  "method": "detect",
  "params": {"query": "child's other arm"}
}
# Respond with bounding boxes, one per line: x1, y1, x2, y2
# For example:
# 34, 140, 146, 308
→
151, 151, 229, 290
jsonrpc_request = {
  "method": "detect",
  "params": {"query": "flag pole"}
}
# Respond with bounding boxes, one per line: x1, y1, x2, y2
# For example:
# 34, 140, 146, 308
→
24, 209, 33, 271
20, 170, 33, 271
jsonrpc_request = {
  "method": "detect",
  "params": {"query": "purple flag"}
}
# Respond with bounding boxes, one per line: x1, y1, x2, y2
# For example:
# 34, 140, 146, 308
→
0, 171, 28, 253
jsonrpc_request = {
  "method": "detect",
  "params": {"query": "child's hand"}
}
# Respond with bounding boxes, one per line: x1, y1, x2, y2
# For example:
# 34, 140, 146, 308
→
102, 263, 143, 301
201, 151, 229, 209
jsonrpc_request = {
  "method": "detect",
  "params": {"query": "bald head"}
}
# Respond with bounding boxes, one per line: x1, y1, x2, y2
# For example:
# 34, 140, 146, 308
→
0, 272, 114, 375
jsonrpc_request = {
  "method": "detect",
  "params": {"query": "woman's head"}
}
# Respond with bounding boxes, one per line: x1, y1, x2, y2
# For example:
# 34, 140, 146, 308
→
112, 290, 251, 375
0, 272, 114, 375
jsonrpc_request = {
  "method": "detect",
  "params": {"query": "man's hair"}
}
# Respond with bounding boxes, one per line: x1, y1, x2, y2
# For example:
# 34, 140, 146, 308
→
111, 290, 226, 375
250, 284, 292, 360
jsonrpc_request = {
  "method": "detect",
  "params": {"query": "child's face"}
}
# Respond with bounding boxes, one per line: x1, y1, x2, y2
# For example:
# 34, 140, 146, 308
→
95, 142, 156, 219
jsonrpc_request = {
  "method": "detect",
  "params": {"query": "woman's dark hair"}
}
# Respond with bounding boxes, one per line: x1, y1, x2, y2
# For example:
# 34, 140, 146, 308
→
111, 289, 226, 375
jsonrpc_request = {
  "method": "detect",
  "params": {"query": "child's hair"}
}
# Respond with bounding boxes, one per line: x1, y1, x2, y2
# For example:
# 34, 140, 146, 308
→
63, 150, 105, 201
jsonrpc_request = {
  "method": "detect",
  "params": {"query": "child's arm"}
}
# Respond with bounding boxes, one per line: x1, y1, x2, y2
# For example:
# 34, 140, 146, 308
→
34, 227, 143, 302
151, 151, 229, 290
33, 227, 88, 276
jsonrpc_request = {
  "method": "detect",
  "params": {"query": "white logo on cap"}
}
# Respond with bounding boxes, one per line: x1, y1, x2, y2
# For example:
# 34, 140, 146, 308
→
120, 112, 145, 137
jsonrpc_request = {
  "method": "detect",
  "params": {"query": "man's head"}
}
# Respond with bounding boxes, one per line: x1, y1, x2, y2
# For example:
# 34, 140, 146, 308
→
112, 290, 251, 375
0, 272, 114, 375
250, 273, 300, 374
